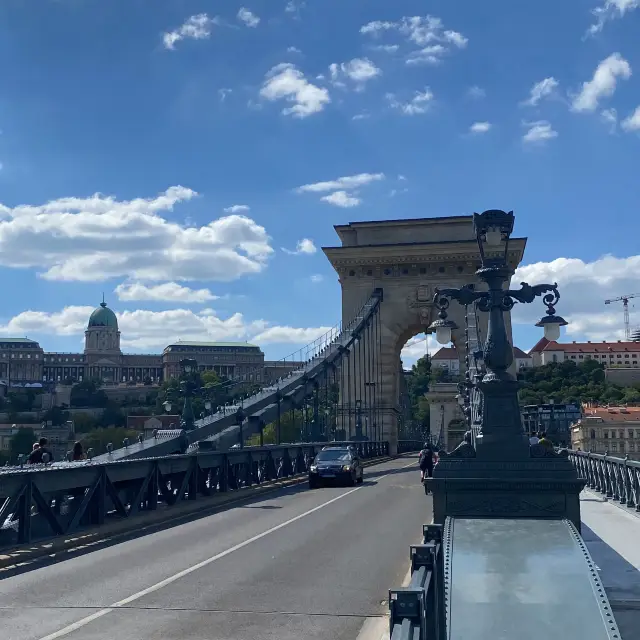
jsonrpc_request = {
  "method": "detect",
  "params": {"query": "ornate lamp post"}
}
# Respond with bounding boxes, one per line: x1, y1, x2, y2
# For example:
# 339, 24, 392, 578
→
163, 358, 198, 432
426, 210, 584, 530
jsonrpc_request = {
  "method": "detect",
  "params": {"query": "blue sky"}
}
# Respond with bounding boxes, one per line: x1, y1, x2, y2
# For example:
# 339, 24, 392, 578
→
0, 0, 639, 362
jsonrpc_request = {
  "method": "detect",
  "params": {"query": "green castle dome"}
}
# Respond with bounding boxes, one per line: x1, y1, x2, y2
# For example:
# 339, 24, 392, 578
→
88, 301, 118, 330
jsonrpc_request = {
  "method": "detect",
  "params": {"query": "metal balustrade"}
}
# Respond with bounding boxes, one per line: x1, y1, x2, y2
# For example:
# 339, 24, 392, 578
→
389, 523, 446, 640
0, 440, 424, 550
567, 449, 640, 510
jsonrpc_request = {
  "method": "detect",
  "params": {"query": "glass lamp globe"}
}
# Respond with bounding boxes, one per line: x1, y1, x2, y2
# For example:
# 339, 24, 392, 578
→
484, 228, 502, 246
435, 325, 452, 345
543, 322, 561, 342
163, 400, 172, 413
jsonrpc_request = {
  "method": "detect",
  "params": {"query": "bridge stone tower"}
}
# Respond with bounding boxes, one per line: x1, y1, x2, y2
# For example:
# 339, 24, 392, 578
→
323, 216, 526, 453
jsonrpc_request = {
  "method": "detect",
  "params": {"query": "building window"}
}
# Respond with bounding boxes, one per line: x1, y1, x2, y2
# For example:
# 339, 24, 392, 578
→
590, 429, 596, 440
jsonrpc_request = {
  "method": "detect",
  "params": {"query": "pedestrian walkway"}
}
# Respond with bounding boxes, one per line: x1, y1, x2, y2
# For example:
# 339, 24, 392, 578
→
580, 489, 640, 639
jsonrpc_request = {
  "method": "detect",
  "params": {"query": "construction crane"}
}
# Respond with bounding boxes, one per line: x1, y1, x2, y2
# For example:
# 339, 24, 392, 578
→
604, 294, 640, 340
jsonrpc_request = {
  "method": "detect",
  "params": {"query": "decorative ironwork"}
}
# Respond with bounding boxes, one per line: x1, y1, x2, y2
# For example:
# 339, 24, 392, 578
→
567, 449, 640, 510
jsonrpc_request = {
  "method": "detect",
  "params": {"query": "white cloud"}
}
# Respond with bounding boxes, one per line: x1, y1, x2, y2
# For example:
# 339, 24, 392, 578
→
401, 334, 438, 365
360, 15, 467, 66
237, 8, 260, 28
285, 1, 305, 14
329, 58, 382, 89
321, 191, 361, 208
219, 88, 233, 102
387, 89, 434, 115
621, 106, 640, 132
115, 282, 217, 303
467, 86, 486, 99
282, 238, 317, 255
601, 108, 618, 132
310, 274, 323, 283
511, 254, 640, 343
586, 0, 639, 36
296, 173, 385, 193
163, 14, 217, 50
0, 305, 332, 351
470, 121, 491, 134
522, 120, 558, 143
260, 63, 330, 118
287, 46, 302, 54
371, 44, 399, 53
521, 77, 559, 106
296, 173, 383, 208
352, 113, 370, 121
571, 53, 631, 112
0, 187, 273, 282
406, 45, 447, 66
224, 204, 250, 213
252, 325, 332, 345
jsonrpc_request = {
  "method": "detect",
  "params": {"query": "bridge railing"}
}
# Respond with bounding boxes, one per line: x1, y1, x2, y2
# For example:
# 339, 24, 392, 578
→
389, 523, 446, 640
567, 449, 640, 510
0, 441, 392, 550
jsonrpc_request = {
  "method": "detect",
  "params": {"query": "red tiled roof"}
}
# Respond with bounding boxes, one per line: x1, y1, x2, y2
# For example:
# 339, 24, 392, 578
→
541, 340, 640, 354
528, 337, 550, 354
581, 407, 640, 422
431, 347, 458, 359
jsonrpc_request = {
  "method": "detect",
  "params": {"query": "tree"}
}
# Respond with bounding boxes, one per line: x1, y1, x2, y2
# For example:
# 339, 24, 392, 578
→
70, 379, 108, 408
405, 355, 432, 436
9, 427, 36, 461
72, 412, 98, 433
518, 359, 630, 407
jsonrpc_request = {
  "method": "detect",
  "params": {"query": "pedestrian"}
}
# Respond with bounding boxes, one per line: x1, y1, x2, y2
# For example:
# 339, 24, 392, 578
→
529, 432, 539, 445
419, 442, 434, 483
27, 437, 54, 464
538, 431, 554, 450
71, 441, 87, 461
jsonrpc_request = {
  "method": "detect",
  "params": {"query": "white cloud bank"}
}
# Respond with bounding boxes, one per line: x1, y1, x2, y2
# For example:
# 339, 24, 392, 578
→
511, 254, 640, 343
360, 15, 467, 66
571, 53, 631, 113
260, 63, 330, 118
282, 238, 317, 255
115, 282, 217, 303
163, 14, 218, 50
0, 305, 332, 351
0, 186, 273, 282
296, 172, 384, 207
586, 0, 639, 36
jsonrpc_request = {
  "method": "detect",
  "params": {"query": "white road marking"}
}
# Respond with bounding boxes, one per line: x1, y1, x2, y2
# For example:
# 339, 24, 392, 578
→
36, 459, 417, 640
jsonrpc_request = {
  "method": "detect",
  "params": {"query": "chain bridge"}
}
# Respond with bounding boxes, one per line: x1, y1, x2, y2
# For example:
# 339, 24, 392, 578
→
0, 213, 639, 640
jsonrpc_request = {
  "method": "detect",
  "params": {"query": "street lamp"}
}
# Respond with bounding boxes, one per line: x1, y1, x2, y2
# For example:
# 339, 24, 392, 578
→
425, 210, 583, 530
163, 358, 198, 431
354, 399, 363, 440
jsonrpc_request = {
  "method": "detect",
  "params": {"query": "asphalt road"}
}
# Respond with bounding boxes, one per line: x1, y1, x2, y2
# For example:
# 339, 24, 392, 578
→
0, 455, 432, 640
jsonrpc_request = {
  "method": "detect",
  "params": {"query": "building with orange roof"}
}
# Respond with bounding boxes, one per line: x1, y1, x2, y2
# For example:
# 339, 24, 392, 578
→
571, 405, 640, 460
529, 338, 640, 369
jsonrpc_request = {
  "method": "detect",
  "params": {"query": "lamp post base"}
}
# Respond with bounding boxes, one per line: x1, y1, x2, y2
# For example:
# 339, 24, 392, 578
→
429, 446, 585, 532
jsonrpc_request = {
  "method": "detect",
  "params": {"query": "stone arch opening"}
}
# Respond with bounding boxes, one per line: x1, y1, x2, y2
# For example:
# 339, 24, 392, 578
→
323, 215, 526, 453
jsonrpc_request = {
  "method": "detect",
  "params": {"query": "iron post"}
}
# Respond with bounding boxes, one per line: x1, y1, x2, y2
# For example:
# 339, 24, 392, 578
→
426, 209, 585, 530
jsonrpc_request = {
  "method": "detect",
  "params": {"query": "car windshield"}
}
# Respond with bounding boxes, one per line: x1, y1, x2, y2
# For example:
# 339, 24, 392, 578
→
316, 450, 351, 462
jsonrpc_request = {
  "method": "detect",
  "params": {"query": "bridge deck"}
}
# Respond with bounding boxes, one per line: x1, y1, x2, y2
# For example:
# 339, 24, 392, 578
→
446, 518, 620, 640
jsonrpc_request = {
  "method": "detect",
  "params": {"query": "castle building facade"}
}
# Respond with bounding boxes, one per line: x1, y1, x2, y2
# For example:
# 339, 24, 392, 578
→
0, 300, 293, 388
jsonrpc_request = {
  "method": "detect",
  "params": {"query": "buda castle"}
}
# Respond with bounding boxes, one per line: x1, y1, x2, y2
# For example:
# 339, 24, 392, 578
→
0, 300, 287, 388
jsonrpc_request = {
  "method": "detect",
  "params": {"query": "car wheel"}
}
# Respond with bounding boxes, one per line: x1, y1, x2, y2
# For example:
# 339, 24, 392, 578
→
309, 477, 319, 489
